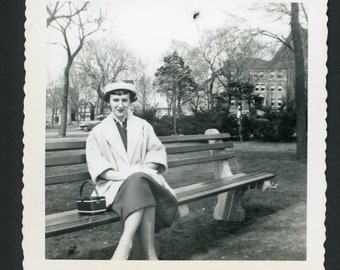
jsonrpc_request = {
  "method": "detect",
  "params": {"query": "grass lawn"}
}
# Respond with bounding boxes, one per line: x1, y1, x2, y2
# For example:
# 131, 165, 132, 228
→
45, 141, 306, 260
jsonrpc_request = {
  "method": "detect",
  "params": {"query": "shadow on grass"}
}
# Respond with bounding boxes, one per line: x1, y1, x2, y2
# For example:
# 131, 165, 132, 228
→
72, 204, 279, 260
156, 204, 279, 260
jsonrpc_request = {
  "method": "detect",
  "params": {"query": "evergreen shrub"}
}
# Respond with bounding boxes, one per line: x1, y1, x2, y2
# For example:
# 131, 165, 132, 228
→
137, 104, 296, 141
250, 106, 296, 141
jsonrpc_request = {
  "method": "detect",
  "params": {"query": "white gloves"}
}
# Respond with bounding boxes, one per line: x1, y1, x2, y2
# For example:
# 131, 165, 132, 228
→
113, 165, 158, 181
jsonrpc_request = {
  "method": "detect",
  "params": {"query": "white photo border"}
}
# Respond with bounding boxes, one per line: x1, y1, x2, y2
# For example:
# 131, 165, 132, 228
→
23, 0, 327, 269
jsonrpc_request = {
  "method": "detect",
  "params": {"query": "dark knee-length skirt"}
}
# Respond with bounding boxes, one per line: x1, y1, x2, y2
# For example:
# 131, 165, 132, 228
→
111, 172, 178, 232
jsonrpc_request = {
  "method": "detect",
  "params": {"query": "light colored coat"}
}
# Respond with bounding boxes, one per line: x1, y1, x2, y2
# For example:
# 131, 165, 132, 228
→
86, 111, 175, 206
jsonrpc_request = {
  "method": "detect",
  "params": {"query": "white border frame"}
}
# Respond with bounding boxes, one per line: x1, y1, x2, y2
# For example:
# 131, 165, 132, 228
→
23, 0, 327, 269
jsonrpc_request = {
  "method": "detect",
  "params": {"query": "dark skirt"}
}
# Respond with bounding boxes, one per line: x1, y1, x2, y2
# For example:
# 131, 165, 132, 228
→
111, 172, 178, 232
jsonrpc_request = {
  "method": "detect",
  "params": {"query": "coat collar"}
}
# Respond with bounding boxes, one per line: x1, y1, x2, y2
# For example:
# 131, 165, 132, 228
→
101, 111, 144, 163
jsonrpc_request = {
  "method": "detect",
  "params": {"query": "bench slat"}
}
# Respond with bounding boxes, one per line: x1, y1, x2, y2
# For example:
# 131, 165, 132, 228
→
173, 173, 247, 194
46, 140, 86, 151
166, 142, 233, 154
46, 172, 91, 185
46, 172, 275, 237
159, 133, 231, 143
176, 172, 275, 204
167, 153, 233, 168
46, 155, 87, 167
45, 142, 233, 167
46, 152, 232, 185
45, 133, 231, 151
46, 210, 120, 237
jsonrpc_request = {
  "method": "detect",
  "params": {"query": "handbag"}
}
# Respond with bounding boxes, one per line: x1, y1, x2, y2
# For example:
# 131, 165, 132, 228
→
77, 180, 107, 215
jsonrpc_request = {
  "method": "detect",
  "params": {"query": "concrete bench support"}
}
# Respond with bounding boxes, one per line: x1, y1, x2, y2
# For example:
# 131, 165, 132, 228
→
205, 129, 277, 222
205, 128, 246, 222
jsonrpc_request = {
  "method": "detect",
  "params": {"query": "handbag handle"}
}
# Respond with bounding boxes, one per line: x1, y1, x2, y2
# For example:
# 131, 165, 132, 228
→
79, 180, 100, 200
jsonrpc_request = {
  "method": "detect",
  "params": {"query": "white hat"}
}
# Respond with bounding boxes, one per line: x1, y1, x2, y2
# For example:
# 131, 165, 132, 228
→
103, 82, 138, 96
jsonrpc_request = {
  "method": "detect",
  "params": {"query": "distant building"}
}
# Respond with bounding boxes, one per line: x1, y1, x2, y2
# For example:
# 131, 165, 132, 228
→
198, 30, 308, 114
251, 68, 289, 109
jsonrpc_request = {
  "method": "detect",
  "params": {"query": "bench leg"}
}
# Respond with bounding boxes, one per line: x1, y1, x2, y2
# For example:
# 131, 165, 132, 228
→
213, 180, 277, 222
178, 204, 190, 217
213, 187, 246, 222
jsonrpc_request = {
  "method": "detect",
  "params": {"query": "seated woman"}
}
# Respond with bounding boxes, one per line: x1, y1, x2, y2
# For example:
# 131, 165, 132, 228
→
86, 82, 178, 260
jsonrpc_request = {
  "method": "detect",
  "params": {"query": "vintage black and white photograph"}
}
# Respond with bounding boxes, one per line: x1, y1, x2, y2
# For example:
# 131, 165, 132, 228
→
23, 0, 327, 269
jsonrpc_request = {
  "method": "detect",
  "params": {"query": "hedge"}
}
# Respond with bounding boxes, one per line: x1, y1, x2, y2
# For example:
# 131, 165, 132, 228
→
135, 106, 296, 141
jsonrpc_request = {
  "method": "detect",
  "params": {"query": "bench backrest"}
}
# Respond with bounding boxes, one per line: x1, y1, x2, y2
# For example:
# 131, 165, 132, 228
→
45, 133, 233, 185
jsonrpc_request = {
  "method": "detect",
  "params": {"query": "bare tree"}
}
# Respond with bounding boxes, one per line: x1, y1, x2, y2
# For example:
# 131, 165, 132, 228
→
46, 79, 63, 126
69, 70, 97, 122
291, 3, 307, 160
249, 3, 308, 160
199, 26, 267, 111
135, 72, 155, 112
47, 2, 88, 27
248, 3, 308, 54
47, 1, 104, 137
76, 39, 135, 114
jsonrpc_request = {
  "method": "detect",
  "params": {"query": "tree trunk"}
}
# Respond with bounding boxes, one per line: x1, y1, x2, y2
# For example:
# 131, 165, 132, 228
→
96, 86, 105, 115
99, 98, 105, 115
209, 80, 214, 109
172, 98, 177, 135
50, 109, 54, 126
58, 62, 72, 137
67, 99, 72, 123
291, 3, 307, 161
177, 97, 182, 117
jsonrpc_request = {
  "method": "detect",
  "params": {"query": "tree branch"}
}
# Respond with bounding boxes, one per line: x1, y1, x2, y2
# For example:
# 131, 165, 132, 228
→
254, 29, 294, 52
47, 2, 89, 27
300, 3, 308, 23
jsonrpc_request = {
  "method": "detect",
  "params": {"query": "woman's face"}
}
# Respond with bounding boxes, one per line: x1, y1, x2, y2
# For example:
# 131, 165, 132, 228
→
109, 93, 131, 121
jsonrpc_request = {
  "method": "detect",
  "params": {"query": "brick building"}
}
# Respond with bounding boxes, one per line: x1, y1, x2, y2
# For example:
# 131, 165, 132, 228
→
200, 30, 308, 114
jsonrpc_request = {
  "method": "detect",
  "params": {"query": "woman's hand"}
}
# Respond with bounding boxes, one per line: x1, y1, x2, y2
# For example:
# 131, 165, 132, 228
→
99, 163, 161, 181
144, 162, 159, 171
130, 164, 158, 175
99, 169, 130, 181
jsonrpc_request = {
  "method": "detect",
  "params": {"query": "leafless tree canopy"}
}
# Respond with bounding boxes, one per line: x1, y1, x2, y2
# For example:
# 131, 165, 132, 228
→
47, 1, 104, 137
76, 39, 135, 99
249, 3, 308, 52
199, 26, 268, 88
47, 2, 89, 27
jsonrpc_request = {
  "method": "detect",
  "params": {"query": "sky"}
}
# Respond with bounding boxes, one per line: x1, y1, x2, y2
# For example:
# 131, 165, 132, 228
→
47, 0, 296, 82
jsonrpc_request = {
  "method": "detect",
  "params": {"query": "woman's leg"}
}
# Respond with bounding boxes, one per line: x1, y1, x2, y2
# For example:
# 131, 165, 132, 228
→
137, 206, 158, 260
112, 208, 144, 260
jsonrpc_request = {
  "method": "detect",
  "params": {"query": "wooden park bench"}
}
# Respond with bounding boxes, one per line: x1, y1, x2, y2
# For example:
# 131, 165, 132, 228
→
45, 129, 276, 238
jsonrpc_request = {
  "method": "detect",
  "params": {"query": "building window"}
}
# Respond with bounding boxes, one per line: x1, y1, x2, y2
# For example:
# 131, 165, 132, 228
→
278, 85, 283, 91
260, 84, 265, 91
253, 73, 258, 78
270, 72, 275, 79
271, 99, 275, 107
277, 99, 282, 108
230, 99, 235, 106
255, 84, 260, 91
277, 72, 283, 78
270, 84, 275, 91
259, 72, 264, 78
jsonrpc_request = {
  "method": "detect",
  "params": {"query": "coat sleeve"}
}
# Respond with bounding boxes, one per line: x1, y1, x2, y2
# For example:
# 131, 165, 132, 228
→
143, 122, 168, 173
86, 131, 123, 182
